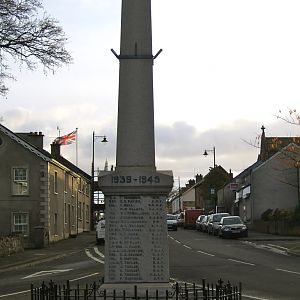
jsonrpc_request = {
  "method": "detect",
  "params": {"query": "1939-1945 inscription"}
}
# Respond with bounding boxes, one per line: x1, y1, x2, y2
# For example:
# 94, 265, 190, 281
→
111, 175, 160, 184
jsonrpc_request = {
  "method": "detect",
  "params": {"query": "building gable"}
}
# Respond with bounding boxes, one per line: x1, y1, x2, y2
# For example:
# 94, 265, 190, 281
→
0, 124, 50, 162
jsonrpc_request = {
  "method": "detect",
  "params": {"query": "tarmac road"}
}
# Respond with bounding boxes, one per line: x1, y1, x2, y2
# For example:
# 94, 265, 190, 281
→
0, 230, 299, 299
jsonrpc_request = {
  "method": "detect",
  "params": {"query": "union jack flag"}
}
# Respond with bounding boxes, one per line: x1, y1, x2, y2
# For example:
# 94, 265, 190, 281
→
54, 130, 77, 145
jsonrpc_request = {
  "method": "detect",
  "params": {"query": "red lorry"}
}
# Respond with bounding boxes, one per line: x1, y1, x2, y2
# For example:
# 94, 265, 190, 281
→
183, 209, 204, 229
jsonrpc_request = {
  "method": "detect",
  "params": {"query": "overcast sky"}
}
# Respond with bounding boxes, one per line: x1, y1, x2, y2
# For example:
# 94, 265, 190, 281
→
1, 0, 300, 187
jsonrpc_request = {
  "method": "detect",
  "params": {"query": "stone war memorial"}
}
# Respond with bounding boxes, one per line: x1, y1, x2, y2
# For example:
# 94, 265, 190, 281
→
98, 0, 173, 296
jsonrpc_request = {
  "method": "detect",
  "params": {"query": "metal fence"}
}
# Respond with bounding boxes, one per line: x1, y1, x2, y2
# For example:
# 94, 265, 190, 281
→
31, 279, 242, 300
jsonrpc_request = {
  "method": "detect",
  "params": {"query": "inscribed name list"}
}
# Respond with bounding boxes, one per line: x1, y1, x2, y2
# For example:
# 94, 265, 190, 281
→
105, 195, 169, 283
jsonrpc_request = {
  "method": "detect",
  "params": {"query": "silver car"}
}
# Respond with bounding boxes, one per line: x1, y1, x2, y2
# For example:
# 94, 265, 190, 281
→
207, 213, 230, 235
166, 214, 178, 231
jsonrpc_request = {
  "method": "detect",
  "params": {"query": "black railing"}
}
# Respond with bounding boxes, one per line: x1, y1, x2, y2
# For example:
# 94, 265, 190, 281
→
31, 279, 242, 300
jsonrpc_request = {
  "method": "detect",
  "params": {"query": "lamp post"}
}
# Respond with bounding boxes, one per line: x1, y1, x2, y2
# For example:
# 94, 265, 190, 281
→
91, 131, 108, 229
295, 161, 300, 207
203, 146, 216, 168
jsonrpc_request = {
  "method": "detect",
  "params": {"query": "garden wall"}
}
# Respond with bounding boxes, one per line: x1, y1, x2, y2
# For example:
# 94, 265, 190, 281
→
253, 220, 300, 236
0, 235, 24, 257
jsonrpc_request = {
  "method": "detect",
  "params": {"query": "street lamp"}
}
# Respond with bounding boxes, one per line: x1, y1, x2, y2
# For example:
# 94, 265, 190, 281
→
203, 146, 216, 168
295, 161, 300, 207
92, 131, 108, 180
91, 131, 108, 229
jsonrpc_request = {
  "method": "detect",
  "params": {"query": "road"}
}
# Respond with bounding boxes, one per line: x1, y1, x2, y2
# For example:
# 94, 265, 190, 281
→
169, 228, 300, 300
0, 229, 300, 299
0, 245, 105, 299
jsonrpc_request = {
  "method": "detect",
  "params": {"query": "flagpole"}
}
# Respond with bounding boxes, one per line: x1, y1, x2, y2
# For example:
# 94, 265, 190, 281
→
57, 126, 62, 138
76, 128, 78, 166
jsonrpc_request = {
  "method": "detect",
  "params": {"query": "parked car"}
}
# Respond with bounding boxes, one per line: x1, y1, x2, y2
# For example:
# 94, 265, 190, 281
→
166, 214, 178, 231
199, 215, 209, 232
202, 215, 211, 232
177, 213, 184, 227
218, 216, 248, 238
96, 218, 105, 244
196, 215, 207, 231
207, 212, 230, 235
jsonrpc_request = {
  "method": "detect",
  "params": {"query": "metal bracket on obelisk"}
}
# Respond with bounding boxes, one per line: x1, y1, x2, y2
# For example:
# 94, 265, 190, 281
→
111, 48, 163, 60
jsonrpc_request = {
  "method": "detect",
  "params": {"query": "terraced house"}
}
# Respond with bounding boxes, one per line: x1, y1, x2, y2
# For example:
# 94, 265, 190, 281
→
0, 124, 91, 248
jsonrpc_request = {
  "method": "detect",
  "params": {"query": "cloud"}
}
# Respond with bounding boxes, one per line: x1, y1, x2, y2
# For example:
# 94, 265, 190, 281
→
3, 104, 300, 186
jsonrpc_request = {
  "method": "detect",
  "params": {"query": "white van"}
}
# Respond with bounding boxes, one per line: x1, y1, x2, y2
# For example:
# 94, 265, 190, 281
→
96, 218, 105, 244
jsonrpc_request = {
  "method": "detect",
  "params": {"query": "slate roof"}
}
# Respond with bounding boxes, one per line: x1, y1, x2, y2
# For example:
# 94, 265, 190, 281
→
0, 124, 91, 181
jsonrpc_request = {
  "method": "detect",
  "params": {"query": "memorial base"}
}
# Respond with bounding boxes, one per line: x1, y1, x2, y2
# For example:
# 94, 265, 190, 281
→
99, 282, 173, 297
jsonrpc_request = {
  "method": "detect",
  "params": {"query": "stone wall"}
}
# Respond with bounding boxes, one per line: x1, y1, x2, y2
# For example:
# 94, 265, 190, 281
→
0, 235, 24, 257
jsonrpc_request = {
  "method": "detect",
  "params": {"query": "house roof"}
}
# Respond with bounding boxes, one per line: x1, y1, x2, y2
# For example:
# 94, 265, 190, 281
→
259, 126, 300, 161
233, 160, 262, 181
263, 137, 300, 160
0, 124, 91, 181
253, 142, 300, 173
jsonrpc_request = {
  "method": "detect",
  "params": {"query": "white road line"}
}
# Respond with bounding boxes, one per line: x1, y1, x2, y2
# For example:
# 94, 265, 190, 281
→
276, 268, 300, 276
69, 272, 100, 282
85, 249, 104, 264
183, 245, 192, 250
0, 290, 30, 298
266, 244, 289, 251
22, 269, 73, 279
94, 247, 105, 258
242, 294, 271, 300
196, 250, 215, 257
175, 240, 181, 244
228, 259, 255, 266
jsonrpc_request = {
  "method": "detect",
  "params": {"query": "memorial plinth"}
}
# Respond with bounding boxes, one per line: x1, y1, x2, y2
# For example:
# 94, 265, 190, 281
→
99, 169, 173, 296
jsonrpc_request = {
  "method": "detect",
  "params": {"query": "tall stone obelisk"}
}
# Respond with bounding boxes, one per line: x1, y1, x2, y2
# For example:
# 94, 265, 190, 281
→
98, 0, 173, 295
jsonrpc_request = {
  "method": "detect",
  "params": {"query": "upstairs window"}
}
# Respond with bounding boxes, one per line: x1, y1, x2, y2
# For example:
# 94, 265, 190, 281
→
64, 172, 68, 193
54, 171, 58, 194
12, 167, 29, 195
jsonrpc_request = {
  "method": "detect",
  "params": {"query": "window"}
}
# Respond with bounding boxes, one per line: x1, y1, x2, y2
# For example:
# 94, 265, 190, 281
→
71, 177, 74, 196
12, 167, 29, 195
78, 201, 82, 219
54, 213, 58, 235
64, 203, 67, 224
54, 171, 58, 194
12, 213, 29, 235
86, 204, 90, 223
85, 183, 90, 196
64, 172, 68, 193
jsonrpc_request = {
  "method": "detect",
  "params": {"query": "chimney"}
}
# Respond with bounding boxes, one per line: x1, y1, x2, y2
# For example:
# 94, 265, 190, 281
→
51, 143, 61, 157
195, 174, 203, 182
17, 132, 44, 149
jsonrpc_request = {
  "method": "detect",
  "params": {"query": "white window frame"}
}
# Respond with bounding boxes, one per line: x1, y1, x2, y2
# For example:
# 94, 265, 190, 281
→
54, 171, 58, 194
12, 212, 29, 236
12, 167, 29, 195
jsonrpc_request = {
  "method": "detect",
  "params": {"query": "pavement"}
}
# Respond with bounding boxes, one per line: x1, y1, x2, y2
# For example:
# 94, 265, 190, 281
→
242, 230, 300, 256
0, 230, 300, 274
0, 231, 97, 273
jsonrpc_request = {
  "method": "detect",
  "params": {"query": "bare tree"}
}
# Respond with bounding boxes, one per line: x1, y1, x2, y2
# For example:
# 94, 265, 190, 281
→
275, 108, 300, 125
0, 0, 72, 97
